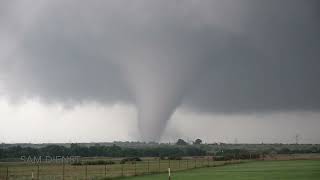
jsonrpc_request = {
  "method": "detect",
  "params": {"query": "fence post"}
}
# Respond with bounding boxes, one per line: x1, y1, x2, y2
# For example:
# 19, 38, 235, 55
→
168, 159, 171, 169
194, 160, 196, 168
147, 160, 150, 173
187, 160, 189, 169
121, 164, 124, 177
62, 160, 65, 180
85, 165, 88, 180
158, 159, 161, 172
37, 165, 40, 180
6, 167, 8, 180
104, 164, 107, 177
134, 162, 137, 176
179, 160, 181, 169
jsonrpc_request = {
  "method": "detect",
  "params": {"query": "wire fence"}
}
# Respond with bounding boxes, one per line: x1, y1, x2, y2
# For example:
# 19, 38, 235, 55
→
0, 159, 242, 180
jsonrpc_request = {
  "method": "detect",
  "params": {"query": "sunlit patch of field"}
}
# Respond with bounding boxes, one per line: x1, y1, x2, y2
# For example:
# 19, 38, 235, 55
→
121, 160, 320, 180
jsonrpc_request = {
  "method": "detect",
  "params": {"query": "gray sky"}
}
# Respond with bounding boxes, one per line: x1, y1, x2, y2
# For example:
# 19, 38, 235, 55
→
0, 0, 320, 143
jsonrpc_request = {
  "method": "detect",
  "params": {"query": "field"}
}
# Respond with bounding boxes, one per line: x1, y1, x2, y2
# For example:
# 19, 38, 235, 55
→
121, 160, 320, 180
1, 156, 320, 179
0, 158, 238, 180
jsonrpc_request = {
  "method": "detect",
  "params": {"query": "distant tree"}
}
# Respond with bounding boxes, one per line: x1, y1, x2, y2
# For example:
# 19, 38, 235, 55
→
278, 148, 291, 154
185, 147, 206, 156
194, 139, 202, 145
176, 139, 188, 146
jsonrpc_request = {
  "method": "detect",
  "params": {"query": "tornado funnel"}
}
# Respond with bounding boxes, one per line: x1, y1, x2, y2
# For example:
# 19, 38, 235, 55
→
117, 49, 199, 141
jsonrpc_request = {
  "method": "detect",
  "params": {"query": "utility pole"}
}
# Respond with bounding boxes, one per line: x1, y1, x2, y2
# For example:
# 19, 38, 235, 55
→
295, 134, 300, 144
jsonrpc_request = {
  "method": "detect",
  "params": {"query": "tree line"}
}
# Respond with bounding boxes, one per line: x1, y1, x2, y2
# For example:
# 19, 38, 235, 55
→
1, 139, 319, 160
0, 143, 206, 159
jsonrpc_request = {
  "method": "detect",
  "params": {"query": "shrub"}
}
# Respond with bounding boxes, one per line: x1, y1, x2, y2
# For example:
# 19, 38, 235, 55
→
120, 157, 142, 164
72, 160, 115, 166
168, 156, 182, 160
71, 162, 82, 166
85, 160, 115, 165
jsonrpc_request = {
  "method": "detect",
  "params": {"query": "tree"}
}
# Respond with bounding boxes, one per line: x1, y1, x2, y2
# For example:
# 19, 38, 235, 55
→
194, 139, 202, 145
176, 139, 188, 146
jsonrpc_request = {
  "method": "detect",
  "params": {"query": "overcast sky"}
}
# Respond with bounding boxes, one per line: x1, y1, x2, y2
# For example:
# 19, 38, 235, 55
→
1, 0, 320, 143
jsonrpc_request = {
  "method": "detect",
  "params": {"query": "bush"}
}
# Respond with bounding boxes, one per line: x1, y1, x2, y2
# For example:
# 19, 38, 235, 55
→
71, 162, 82, 166
278, 148, 292, 154
120, 157, 142, 164
85, 160, 115, 165
72, 160, 115, 166
168, 156, 182, 160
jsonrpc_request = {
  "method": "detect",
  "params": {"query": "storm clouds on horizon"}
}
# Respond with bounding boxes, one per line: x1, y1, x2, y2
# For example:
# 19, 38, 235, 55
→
0, 0, 320, 142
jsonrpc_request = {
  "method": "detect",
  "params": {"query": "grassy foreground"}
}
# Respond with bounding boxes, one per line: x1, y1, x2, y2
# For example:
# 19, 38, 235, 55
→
120, 160, 320, 180
0, 159, 232, 179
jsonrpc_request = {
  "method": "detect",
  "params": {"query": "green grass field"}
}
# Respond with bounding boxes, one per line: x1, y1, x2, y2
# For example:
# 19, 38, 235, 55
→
1, 159, 319, 179
121, 160, 320, 180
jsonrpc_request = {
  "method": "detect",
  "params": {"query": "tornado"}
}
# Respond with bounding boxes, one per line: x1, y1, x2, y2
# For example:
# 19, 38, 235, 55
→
108, 1, 246, 142
116, 52, 200, 142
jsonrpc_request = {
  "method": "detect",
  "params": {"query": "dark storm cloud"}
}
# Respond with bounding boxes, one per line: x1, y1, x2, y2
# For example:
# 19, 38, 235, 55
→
0, 0, 319, 109
184, 1, 320, 113
0, 0, 320, 140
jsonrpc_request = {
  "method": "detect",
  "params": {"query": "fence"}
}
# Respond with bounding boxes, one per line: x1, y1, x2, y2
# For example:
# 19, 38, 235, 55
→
0, 159, 242, 180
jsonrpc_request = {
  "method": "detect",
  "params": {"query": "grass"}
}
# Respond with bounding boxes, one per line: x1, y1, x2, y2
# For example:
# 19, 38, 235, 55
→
120, 160, 320, 180
0, 159, 231, 179
1, 158, 319, 179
